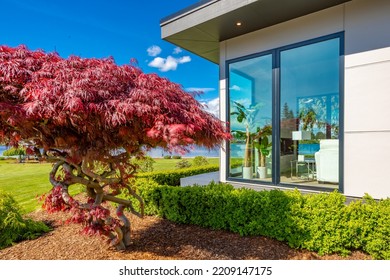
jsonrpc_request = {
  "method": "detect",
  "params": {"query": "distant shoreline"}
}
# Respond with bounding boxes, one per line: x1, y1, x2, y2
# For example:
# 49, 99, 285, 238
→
153, 156, 219, 159
0, 145, 220, 158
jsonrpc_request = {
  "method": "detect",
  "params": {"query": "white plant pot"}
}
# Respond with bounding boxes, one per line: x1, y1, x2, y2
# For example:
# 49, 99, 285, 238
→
257, 166, 266, 179
242, 167, 253, 179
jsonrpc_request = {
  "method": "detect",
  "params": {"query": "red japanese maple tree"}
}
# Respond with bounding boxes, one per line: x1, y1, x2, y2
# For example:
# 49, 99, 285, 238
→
0, 45, 230, 249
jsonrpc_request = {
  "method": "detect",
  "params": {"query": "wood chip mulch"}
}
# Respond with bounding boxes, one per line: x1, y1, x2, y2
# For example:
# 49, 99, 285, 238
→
0, 203, 371, 260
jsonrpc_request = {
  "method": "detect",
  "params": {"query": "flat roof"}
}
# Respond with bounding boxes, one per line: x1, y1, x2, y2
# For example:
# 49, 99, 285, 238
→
161, 0, 350, 63
160, 0, 218, 24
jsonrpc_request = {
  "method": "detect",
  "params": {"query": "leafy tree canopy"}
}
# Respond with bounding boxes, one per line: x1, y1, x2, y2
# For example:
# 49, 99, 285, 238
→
0, 45, 230, 249
0, 45, 227, 155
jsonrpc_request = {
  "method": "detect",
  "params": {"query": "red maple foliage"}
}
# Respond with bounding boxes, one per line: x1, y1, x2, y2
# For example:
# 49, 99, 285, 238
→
0, 45, 230, 249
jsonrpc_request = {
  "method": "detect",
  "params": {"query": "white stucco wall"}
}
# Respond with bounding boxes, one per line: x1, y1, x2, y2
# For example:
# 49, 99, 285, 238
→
220, 0, 390, 199
343, 0, 390, 199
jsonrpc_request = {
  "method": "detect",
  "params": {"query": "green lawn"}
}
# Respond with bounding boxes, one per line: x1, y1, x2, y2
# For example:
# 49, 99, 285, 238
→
0, 162, 52, 213
0, 161, 82, 213
0, 157, 219, 213
152, 157, 219, 170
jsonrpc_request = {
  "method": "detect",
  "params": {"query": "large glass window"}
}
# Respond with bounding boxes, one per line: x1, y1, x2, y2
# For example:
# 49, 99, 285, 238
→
227, 34, 342, 190
280, 38, 340, 188
229, 54, 273, 181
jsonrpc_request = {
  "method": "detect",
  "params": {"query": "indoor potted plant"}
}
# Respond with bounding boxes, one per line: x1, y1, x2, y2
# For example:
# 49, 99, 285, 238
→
231, 101, 261, 179
253, 124, 272, 179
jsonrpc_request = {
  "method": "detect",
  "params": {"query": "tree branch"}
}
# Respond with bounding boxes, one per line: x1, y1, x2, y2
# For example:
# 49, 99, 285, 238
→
103, 194, 144, 218
81, 159, 121, 185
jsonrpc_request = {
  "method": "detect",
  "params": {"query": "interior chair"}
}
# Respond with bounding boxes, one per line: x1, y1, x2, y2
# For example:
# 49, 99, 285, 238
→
314, 139, 339, 183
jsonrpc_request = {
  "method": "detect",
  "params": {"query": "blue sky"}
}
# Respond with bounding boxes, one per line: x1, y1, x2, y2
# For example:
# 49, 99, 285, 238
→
0, 0, 219, 114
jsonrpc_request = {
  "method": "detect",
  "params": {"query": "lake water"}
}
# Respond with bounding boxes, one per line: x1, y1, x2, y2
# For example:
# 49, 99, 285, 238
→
0, 145, 221, 158
147, 146, 219, 158
148, 144, 245, 158
0, 145, 7, 156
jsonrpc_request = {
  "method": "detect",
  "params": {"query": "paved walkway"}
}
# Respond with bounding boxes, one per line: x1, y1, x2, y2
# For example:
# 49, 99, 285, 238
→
180, 171, 220, 187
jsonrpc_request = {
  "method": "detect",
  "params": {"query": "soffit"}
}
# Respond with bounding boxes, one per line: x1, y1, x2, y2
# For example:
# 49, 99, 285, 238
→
161, 0, 350, 64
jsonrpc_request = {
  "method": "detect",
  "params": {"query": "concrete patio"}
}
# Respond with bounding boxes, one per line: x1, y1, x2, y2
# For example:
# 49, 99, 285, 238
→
180, 171, 220, 187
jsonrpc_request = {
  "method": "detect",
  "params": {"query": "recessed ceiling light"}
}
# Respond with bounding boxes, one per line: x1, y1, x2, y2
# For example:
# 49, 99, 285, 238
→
236, 21, 242, 26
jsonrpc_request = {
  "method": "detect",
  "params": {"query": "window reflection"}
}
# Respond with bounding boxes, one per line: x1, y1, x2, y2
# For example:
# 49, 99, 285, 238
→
229, 54, 273, 180
227, 35, 341, 190
280, 38, 340, 188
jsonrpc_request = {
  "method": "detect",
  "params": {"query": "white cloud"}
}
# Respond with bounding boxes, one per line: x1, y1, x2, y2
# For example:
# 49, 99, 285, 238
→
148, 57, 167, 68
229, 85, 241, 91
178, 56, 191, 63
185, 87, 216, 93
173, 47, 182, 54
147, 45, 162, 57
200, 97, 220, 117
148, 55, 191, 72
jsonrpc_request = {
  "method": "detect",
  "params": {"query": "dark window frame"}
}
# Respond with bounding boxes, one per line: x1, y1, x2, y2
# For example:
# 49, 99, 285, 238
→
225, 32, 344, 193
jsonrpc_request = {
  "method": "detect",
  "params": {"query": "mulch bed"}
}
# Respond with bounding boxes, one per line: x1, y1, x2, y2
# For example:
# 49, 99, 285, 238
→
0, 202, 371, 260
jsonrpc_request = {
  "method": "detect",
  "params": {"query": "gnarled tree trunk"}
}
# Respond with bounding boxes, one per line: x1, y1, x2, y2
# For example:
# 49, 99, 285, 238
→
44, 149, 144, 250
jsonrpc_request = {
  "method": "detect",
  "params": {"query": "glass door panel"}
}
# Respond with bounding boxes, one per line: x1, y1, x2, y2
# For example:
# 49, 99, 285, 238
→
279, 38, 340, 188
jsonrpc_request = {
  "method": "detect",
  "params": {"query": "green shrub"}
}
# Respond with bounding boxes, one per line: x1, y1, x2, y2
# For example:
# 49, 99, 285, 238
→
137, 164, 219, 186
128, 180, 390, 259
0, 191, 50, 249
358, 195, 390, 259
286, 191, 354, 255
130, 155, 155, 172
2, 147, 26, 157
286, 192, 390, 259
192, 156, 209, 166
172, 155, 182, 159
163, 155, 172, 159
128, 178, 164, 216
175, 159, 191, 169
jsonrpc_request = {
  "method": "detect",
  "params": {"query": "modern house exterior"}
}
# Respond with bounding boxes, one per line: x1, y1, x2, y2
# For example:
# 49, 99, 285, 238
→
161, 0, 390, 199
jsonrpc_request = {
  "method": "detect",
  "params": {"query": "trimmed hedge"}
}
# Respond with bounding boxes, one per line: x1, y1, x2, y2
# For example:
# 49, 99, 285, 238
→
136, 164, 219, 186
0, 191, 51, 249
129, 180, 390, 259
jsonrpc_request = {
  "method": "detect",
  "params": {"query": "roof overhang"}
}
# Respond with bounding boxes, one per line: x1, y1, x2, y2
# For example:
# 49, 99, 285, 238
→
161, 0, 351, 64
